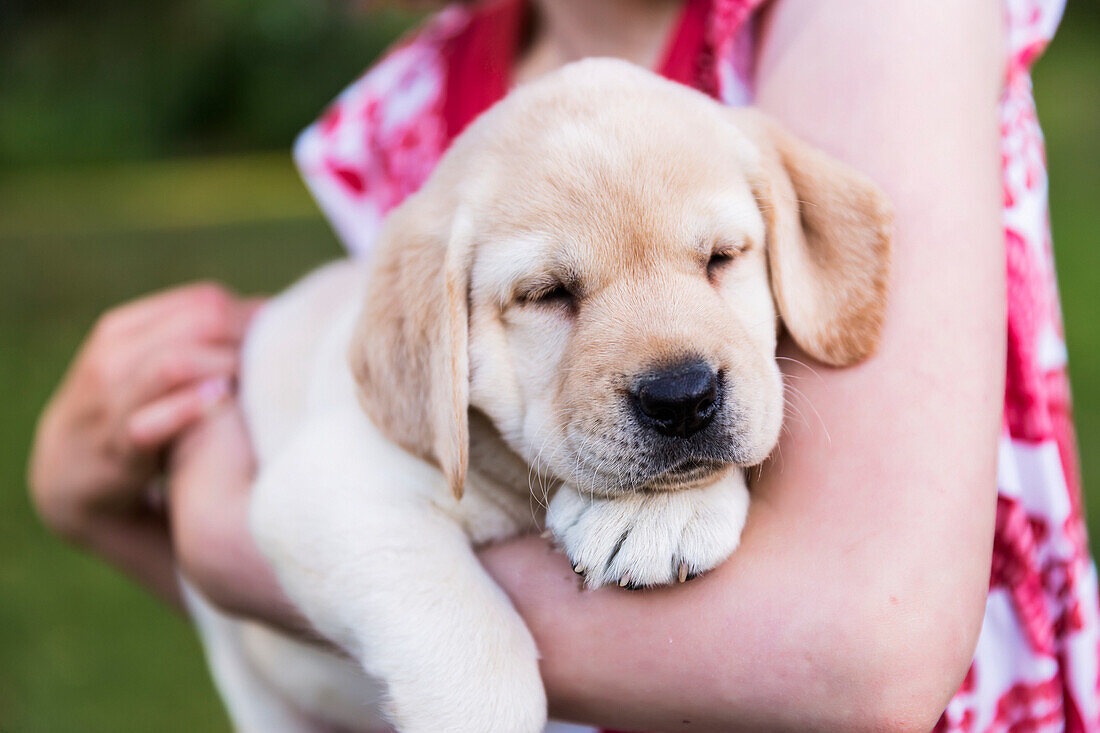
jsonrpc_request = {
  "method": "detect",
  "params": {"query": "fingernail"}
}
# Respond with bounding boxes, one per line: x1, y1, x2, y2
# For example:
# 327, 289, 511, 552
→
198, 376, 231, 407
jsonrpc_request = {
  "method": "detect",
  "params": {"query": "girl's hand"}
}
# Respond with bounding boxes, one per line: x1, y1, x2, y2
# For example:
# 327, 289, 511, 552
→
28, 282, 259, 600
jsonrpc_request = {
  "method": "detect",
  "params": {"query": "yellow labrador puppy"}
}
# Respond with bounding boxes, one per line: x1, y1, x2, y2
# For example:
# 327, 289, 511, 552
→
184, 59, 891, 733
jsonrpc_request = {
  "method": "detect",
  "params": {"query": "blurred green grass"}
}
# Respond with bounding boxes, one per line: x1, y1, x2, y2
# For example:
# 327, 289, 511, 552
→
1034, 10, 1100, 537
1, 10, 1097, 733
0, 160, 341, 732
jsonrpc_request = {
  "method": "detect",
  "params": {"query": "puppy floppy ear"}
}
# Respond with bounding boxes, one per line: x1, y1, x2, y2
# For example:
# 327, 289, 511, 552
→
349, 192, 472, 500
730, 109, 893, 367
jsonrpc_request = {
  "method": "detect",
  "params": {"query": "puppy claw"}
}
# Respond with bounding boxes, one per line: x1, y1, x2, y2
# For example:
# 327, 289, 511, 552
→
678, 561, 689, 583
619, 572, 631, 588
540, 529, 553, 540
573, 563, 586, 575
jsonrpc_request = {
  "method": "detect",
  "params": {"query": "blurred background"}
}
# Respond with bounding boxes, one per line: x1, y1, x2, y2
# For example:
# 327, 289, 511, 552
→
0, 1, 1097, 730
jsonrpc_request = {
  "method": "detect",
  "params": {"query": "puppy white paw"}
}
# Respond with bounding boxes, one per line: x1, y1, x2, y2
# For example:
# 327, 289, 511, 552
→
546, 473, 750, 589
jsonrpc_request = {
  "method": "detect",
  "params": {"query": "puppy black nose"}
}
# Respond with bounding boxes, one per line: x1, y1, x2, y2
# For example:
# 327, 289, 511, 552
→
633, 361, 720, 438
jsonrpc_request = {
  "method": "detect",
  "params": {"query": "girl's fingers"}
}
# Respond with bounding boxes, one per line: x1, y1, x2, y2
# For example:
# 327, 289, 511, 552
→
126, 376, 233, 449
117, 293, 264, 394
97, 283, 233, 337
101, 283, 260, 351
126, 344, 239, 410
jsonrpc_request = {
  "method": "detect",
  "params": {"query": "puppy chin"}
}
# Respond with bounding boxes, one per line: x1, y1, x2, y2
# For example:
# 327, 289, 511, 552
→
570, 460, 735, 498
638, 461, 736, 492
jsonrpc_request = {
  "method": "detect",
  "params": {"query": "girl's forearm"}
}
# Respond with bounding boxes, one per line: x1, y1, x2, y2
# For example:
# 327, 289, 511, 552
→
479, 499, 967, 733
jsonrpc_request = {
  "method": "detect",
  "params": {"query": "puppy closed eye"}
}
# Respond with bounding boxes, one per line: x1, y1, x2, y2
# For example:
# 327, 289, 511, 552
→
706, 243, 744, 281
517, 282, 576, 312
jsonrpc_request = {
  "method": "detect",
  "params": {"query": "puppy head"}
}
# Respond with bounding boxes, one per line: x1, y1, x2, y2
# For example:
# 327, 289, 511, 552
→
351, 59, 892, 499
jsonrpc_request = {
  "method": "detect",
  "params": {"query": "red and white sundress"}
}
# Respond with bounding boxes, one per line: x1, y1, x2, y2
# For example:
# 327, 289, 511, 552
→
294, 1, 1095, 730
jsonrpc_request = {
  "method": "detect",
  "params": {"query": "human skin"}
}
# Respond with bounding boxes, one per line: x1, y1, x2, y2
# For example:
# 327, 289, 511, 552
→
28, 283, 259, 606
30, 0, 1006, 730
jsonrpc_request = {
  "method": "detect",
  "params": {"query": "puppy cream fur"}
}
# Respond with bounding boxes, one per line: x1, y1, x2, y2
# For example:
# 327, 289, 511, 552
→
185, 59, 892, 733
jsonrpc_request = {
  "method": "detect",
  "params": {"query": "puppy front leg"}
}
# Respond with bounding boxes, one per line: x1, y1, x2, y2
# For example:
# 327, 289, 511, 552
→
547, 471, 750, 589
250, 407, 546, 733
